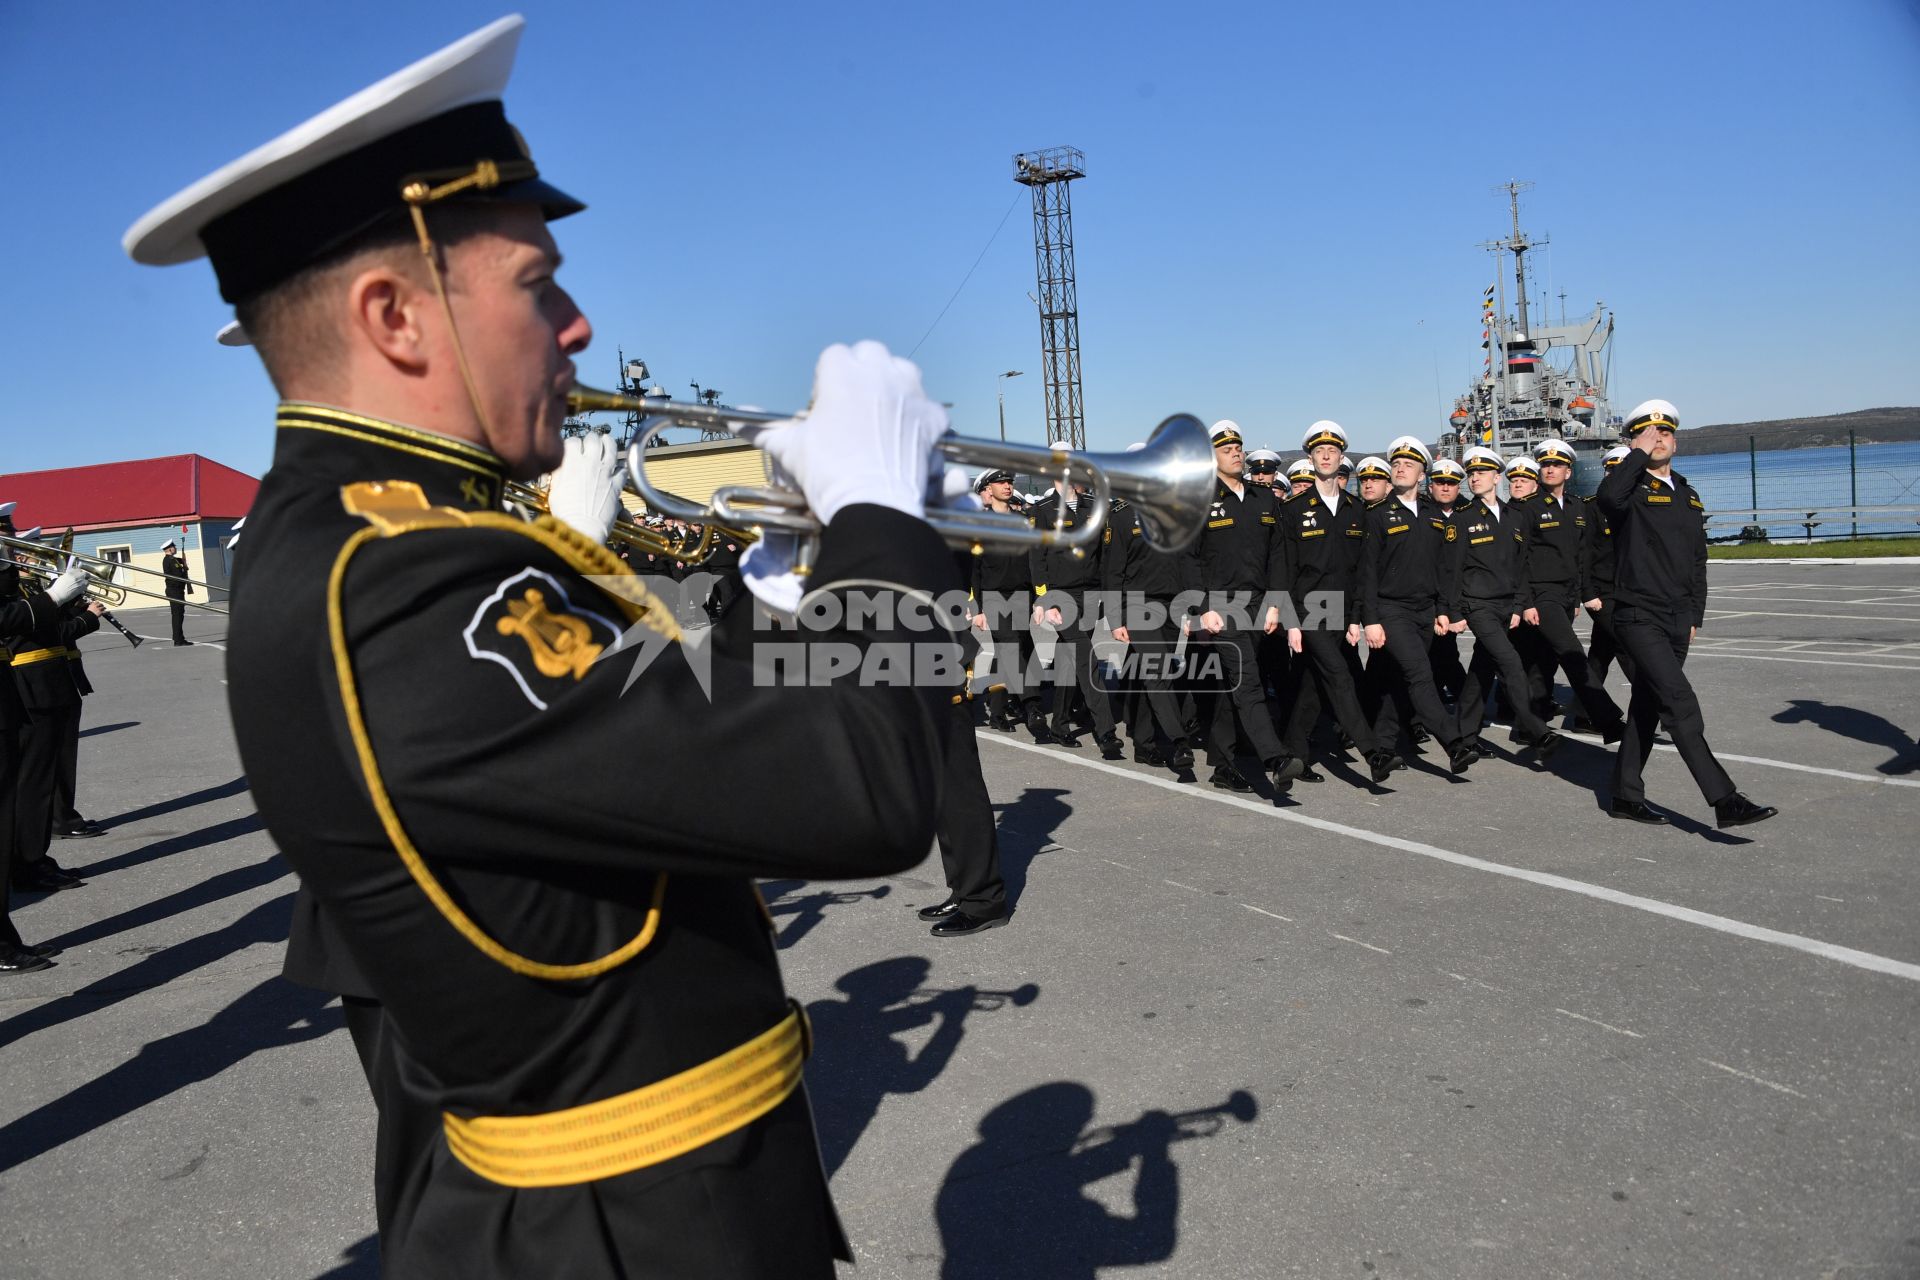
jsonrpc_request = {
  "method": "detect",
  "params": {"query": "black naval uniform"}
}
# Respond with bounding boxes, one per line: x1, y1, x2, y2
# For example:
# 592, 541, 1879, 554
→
56, 647, 92, 830
1358, 492, 1463, 752
162, 549, 192, 644
1026, 488, 1115, 743
10, 604, 99, 874
1425, 496, 1470, 704
1183, 476, 1288, 769
1275, 484, 1383, 763
936, 551, 1006, 921
1518, 490, 1624, 733
1594, 449, 1735, 807
1, 575, 69, 952
971, 522, 1036, 725
1445, 492, 1554, 747
228, 405, 952, 1278
1580, 491, 1636, 685
1102, 500, 1189, 755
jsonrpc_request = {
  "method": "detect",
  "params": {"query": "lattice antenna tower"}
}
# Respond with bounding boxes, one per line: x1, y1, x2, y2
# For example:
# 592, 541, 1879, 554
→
1013, 147, 1088, 450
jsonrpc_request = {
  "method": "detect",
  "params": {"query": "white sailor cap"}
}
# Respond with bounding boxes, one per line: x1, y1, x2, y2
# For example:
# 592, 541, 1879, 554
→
1354, 455, 1391, 481
1387, 435, 1432, 467
1504, 455, 1541, 479
1049, 439, 1075, 453
0, 502, 15, 521
973, 468, 1014, 492
163, 538, 179, 549
1244, 449, 1282, 471
1209, 420, 1245, 448
1462, 446, 1505, 473
1624, 399, 1680, 435
216, 319, 251, 347
1532, 437, 1575, 465
1429, 458, 1466, 482
1603, 445, 1632, 468
1302, 420, 1347, 451
123, 16, 584, 305
1286, 458, 1315, 480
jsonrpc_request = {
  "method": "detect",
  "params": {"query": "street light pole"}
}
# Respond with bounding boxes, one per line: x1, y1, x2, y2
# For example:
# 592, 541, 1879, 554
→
996, 369, 1024, 442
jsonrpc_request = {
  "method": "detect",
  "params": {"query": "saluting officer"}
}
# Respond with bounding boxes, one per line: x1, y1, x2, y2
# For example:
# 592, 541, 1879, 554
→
1358, 437, 1475, 772
1444, 448, 1562, 759
125, 17, 958, 1276
1276, 423, 1402, 784
1582, 445, 1635, 686
1518, 438, 1626, 739
1597, 400, 1774, 829
1182, 421, 1298, 792
1027, 458, 1122, 756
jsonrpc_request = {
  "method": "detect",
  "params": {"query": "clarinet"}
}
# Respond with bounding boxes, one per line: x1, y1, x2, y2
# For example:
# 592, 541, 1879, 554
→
98, 608, 144, 648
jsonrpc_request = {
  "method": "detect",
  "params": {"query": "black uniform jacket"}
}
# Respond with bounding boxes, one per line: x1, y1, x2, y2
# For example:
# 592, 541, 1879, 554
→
228, 406, 951, 1259
1102, 500, 1184, 600
11, 603, 97, 716
971, 508, 1033, 602
162, 553, 191, 599
1519, 491, 1588, 603
3, 572, 66, 729
1184, 477, 1282, 611
1596, 450, 1709, 627
1443, 494, 1530, 616
1277, 485, 1367, 627
1358, 494, 1456, 625
1581, 492, 1618, 600
1025, 489, 1105, 596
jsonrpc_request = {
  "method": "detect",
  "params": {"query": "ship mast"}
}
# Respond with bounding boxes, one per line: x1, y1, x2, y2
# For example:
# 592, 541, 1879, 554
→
1486, 180, 1544, 335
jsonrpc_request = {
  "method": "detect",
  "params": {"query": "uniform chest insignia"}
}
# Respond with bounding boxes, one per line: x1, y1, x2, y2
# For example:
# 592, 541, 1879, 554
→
1346, 526, 1365, 537
1443, 523, 1457, 541
1386, 523, 1409, 535
464, 568, 623, 711
1645, 493, 1672, 504
341, 479, 474, 531
1260, 513, 1276, 525
1538, 520, 1560, 529
1687, 494, 1704, 510
459, 474, 494, 507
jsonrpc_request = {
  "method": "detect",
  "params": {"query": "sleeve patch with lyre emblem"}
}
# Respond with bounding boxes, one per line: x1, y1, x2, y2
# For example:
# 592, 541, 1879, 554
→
462, 568, 625, 711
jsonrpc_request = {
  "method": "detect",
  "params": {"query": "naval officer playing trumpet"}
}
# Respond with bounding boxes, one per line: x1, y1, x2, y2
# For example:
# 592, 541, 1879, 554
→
126, 17, 961, 1277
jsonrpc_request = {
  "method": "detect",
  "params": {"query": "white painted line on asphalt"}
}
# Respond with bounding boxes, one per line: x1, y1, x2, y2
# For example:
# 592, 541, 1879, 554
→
1330, 933, 1392, 955
1164, 878, 1204, 894
133, 633, 227, 651
1702, 607, 1920, 621
980, 733, 1920, 984
1102, 857, 1138, 872
1815, 895, 1845, 903
1681, 651, 1920, 672
1555, 1008, 1644, 1038
1699, 1058, 1806, 1098
1557, 726, 1920, 788
1446, 972, 1503, 992
1634, 857, 1658, 863
1241, 903, 1293, 922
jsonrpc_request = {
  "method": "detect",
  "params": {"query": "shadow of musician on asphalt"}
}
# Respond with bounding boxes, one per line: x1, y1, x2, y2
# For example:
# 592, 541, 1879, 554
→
990, 786, 1073, 911
761, 882, 891, 950
310, 1234, 379, 1279
93, 774, 250, 831
805, 956, 1025, 1176
935, 1081, 1187, 1280
1772, 698, 1920, 775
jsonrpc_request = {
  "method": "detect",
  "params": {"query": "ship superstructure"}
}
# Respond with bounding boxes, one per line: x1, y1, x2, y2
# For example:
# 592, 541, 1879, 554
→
1435, 182, 1619, 493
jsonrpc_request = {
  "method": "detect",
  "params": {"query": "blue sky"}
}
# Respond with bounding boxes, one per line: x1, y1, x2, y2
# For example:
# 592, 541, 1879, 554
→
2, 0, 1916, 478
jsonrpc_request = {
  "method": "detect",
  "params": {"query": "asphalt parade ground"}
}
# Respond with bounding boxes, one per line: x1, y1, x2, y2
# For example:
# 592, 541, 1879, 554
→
2, 560, 1915, 1279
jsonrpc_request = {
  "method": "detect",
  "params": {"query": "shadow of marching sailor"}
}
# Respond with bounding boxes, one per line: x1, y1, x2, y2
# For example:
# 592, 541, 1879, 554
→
1772, 697, 1920, 775
805, 956, 1038, 1177
935, 1082, 1257, 1280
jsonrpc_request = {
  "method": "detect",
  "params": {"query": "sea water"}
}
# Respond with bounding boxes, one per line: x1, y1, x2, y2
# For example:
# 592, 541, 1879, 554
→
1658, 439, 1920, 541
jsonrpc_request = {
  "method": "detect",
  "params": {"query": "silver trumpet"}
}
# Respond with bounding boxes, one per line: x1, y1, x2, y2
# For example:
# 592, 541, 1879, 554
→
565, 387, 1216, 561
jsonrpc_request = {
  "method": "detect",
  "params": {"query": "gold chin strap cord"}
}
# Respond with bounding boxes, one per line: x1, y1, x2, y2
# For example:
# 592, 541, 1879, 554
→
399, 160, 538, 449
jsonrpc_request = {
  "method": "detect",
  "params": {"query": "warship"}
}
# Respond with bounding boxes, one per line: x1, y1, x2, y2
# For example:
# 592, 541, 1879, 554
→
1434, 182, 1620, 493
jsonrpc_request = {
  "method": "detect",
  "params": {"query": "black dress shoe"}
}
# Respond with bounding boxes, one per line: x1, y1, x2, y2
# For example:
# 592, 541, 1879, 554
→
1367, 751, 1405, 783
1024, 705, 1051, 742
1714, 793, 1778, 830
1447, 742, 1477, 775
15, 862, 84, 891
0, 945, 53, 974
1096, 731, 1125, 760
917, 899, 962, 921
173, 639, 194, 647
1132, 745, 1166, 767
1609, 798, 1670, 825
1051, 728, 1082, 748
1601, 722, 1626, 746
1165, 740, 1194, 771
1410, 726, 1431, 745
22, 943, 63, 958
1296, 767, 1326, 784
1208, 764, 1252, 792
55, 821, 103, 839
1531, 731, 1564, 763
930, 911, 1006, 938
1266, 755, 1305, 785
1473, 740, 1497, 758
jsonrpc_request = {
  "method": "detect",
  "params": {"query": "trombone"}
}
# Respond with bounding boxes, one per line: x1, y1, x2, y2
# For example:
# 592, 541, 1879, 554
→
501, 479, 755, 565
564, 385, 1216, 561
1, 533, 230, 616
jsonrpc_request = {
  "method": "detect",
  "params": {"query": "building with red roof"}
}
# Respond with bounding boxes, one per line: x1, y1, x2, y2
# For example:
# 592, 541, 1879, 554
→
0, 454, 257, 604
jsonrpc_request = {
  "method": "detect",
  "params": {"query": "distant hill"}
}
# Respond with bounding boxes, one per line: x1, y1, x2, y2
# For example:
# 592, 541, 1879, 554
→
1684, 407, 1920, 455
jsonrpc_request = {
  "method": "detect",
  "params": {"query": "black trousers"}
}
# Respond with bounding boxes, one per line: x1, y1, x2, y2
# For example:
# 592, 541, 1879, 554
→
1610, 605, 1735, 807
0, 721, 24, 948
1430, 630, 1467, 706
342, 996, 440, 1252
169, 597, 188, 643
1586, 601, 1637, 686
1456, 604, 1551, 744
1370, 606, 1461, 750
1282, 627, 1379, 759
1201, 625, 1284, 766
55, 701, 81, 825
13, 711, 64, 867
936, 696, 1005, 915
1524, 592, 1625, 730
980, 618, 1036, 721
1116, 602, 1187, 748
1041, 591, 1114, 739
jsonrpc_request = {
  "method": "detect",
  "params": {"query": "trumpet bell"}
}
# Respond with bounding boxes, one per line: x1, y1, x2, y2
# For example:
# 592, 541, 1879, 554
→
1078, 414, 1215, 554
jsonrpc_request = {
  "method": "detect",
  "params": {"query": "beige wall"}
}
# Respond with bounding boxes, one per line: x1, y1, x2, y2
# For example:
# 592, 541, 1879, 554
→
626, 441, 770, 510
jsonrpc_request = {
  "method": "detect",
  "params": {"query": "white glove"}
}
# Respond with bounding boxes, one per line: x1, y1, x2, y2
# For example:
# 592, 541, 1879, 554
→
48, 563, 89, 606
754, 341, 949, 526
545, 433, 623, 545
